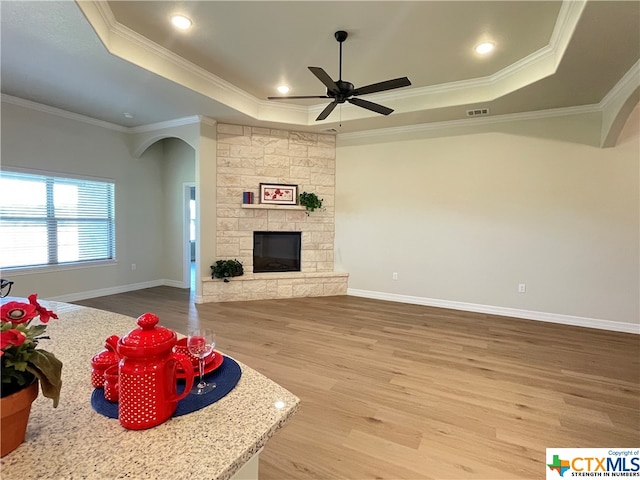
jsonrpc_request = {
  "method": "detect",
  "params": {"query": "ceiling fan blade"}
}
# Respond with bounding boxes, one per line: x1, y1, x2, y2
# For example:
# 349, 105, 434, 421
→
268, 96, 331, 99
351, 77, 411, 96
309, 67, 340, 93
316, 101, 338, 121
348, 97, 393, 116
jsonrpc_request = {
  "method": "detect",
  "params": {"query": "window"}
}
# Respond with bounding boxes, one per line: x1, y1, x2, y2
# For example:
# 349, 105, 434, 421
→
0, 170, 115, 270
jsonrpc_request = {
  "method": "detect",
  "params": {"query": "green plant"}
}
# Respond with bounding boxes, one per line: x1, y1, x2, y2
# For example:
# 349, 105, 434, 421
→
298, 191, 324, 214
1, 294, 63, 407
211, 259, 244, 282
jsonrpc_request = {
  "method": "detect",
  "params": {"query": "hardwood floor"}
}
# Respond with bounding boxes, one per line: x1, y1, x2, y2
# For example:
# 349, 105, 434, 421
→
74, 287, 640, 479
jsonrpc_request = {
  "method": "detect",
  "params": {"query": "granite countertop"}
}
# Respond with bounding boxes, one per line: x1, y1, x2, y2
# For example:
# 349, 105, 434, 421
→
1, 301, 299, 480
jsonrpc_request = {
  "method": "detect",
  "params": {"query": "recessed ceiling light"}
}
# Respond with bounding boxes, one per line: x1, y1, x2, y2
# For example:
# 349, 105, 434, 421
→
171, 15, 192, 30
123, 112, 134, 119
277, 85, 290, 94
475, 42, 495, 55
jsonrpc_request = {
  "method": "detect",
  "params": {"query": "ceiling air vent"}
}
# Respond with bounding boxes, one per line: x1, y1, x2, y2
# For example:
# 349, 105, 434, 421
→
466, 108, 490, 117
323, 128, 338, 133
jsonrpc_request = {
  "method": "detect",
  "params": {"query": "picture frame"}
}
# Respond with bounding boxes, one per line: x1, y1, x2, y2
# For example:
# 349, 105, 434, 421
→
259, 183, 298, 205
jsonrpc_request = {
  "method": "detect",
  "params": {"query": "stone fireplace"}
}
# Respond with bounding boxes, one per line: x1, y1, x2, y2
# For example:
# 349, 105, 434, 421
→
201, 124, 348, 302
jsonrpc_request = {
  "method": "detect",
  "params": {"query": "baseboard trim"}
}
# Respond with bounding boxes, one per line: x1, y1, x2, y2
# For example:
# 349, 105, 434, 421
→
347, 289, 639, 335
49, 279, 187, 303
163, 279, 187, 289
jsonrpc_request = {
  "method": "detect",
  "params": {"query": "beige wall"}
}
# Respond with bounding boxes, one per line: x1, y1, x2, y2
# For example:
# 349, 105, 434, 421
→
0, 102, 166, 299
335, 107, 640, 326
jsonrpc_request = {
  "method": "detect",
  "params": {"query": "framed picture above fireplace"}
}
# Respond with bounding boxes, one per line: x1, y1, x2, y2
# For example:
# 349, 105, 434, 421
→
259, 183, 298, 205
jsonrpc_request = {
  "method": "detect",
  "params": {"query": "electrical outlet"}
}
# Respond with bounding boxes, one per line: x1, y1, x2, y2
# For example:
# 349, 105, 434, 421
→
518, 283, 526, 293
392, 272, 398, 280
131, 263, 136, 271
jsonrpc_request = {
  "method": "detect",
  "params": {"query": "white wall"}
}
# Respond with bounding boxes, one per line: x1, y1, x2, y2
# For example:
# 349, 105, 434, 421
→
335, 107, 640, 329
0, 102, 166, 299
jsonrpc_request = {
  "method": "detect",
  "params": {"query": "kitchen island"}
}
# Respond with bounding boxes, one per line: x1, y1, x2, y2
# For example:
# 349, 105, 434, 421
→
0, 301, 299, 479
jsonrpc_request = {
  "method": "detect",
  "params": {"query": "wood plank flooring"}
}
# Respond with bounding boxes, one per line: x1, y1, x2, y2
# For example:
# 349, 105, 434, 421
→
74, 287, 640, 479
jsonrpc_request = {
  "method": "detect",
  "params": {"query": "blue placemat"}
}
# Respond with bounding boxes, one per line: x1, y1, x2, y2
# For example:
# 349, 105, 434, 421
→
91, 355, 241, 419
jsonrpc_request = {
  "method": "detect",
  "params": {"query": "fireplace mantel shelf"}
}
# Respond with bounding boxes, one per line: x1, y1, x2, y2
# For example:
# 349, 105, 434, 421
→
241, 204, 305, 211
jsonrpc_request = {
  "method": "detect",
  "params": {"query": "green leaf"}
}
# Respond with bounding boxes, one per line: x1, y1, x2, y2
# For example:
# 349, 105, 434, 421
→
28, 324, 48, 337
26, 350, 63, 408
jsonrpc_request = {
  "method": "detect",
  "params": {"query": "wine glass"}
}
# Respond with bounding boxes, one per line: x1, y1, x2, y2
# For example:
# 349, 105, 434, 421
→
187, 329, 216, 395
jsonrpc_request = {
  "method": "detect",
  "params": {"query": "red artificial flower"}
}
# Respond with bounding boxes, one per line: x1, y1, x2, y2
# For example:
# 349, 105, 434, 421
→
1, 301, 38, 324
0, 328, 27, 351
28, 294, 58, 323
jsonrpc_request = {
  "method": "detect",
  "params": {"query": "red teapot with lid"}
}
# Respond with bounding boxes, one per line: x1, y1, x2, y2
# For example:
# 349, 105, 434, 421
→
117, 312, 194, 430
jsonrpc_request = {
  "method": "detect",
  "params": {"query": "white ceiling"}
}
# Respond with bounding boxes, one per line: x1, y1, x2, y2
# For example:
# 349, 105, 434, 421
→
1, 1, 639, 134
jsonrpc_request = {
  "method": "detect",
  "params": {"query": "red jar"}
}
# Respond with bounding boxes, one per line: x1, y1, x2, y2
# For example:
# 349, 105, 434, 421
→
90, 350, 118, 388
90, 335, 120, 388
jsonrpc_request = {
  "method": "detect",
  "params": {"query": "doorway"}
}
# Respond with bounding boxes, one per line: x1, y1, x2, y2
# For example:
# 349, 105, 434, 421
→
184, 183, 196, 292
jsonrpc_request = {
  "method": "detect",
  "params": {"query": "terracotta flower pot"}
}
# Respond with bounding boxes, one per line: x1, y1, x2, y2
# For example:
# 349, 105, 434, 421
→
1, 380, 38, 457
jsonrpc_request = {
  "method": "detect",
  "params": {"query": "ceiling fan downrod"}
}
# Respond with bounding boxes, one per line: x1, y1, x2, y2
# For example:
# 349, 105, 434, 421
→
335, 30, 348, 81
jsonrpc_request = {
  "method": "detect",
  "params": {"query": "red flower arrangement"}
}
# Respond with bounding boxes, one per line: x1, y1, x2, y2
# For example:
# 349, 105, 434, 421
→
1, 294, 63, 406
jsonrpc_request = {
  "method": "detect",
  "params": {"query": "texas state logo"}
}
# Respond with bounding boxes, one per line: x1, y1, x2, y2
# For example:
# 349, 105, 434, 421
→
546, 449, 640, 479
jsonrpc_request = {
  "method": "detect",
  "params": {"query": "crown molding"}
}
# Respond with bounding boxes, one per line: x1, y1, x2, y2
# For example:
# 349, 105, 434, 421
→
0, 94, 127, 132
127, 116, 202, 134
1, 94, 218, 135
598, 59, 640, 147
77, 0, 587, 126
314, 0, 584, 109
198, 116, 218, 128
316, 0, 586, 108
90, 1, 250, 103
111, 22, 257, 105
599, 59, 640, 111
337, 103, 600, 141
3, 91, 603, 144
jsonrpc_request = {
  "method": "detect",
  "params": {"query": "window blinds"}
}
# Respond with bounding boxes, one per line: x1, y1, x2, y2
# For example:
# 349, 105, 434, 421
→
0, 170, 115, 269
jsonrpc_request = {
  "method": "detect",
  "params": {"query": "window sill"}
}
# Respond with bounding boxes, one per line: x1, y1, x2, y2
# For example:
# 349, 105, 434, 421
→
2, 260, 117, 276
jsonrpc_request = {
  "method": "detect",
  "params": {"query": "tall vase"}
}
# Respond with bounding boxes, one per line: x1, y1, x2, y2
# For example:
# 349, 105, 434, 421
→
1, 380, 38, 457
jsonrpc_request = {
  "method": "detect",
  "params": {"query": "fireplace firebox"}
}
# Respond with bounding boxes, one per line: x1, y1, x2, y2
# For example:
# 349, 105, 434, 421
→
253, 231, 301, 273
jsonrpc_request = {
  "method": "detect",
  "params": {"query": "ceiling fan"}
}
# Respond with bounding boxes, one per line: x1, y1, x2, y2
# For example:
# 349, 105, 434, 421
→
268, 31, 411, 121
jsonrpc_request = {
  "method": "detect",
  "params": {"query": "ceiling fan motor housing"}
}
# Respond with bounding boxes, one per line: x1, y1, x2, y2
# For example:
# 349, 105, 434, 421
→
328, 80, 355, 102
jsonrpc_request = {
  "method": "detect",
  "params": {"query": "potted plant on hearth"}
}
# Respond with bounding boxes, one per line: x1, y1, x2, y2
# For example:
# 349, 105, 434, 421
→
1, 294, 63, 457
211, 259, 244, 282
298, 191, 324, 215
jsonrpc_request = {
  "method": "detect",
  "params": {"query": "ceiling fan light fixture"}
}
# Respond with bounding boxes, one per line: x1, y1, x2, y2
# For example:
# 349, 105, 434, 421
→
475, 42, 495, 55
171, 15, 192, 30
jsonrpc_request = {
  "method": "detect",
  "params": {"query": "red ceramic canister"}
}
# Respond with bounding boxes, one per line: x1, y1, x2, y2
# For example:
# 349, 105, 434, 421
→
90, 351, 118, 388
